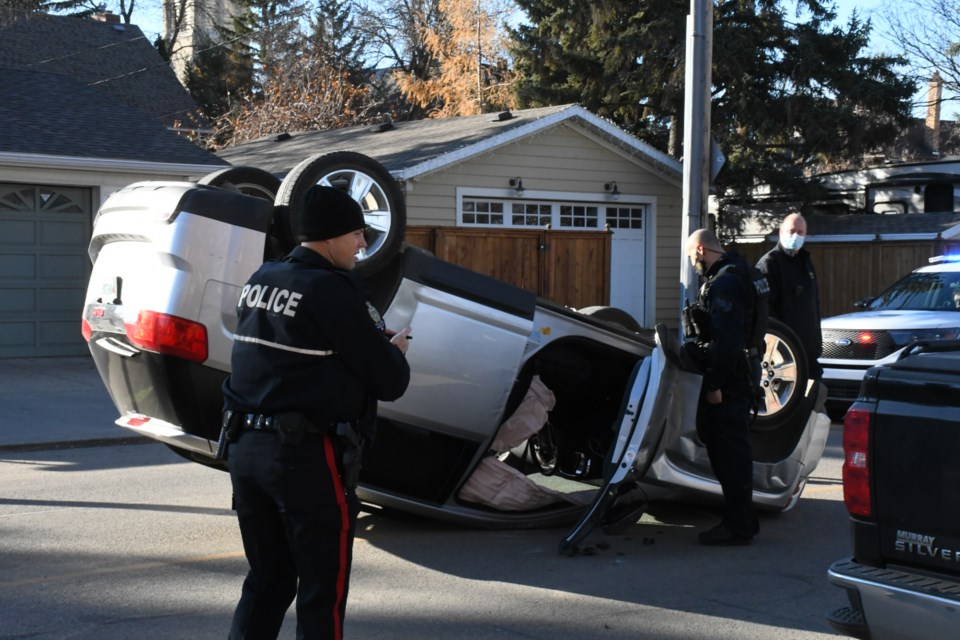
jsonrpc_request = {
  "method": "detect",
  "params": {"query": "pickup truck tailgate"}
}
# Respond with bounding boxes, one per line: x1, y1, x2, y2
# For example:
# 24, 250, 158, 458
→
873, 351, 960, 573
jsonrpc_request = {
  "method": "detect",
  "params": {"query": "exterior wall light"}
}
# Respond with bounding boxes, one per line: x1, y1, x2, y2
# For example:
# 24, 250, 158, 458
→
509, 177, 525, 196
605, 181, 620, 200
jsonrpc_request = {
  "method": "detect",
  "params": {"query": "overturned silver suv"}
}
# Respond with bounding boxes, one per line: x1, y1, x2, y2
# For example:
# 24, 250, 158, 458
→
81, 152, 830, 553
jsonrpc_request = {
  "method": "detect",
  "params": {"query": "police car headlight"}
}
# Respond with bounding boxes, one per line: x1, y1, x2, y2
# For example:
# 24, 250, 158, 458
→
889, 327, 960, 346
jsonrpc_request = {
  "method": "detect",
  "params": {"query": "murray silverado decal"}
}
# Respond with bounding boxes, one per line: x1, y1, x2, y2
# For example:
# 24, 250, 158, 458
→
895, 530, 960, 562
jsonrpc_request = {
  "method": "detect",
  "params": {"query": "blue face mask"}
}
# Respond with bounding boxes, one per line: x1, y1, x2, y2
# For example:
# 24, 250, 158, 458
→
781, 232, 804, 252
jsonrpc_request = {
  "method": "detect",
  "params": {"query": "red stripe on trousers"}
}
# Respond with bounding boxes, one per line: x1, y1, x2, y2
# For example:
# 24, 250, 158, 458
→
323, 434, 350, 640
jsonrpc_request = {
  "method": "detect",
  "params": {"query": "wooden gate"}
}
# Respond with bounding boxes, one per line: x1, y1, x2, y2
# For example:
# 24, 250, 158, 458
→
404, 226, 611, 310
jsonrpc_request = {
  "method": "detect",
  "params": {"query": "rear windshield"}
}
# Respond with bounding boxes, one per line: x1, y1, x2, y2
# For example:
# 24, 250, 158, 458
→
868, 271, 960, 311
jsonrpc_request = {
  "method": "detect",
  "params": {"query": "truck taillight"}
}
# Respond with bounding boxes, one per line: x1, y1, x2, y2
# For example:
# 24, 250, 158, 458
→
81, 318, 92, 342
124, 310, 208, 363
842, 406, 872, 517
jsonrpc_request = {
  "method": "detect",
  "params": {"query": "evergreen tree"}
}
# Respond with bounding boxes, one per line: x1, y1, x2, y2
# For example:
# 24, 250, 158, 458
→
510, 0, 917, 220
1, 0, 45, 27
227, 0, 308, 84
183, 29, 255, 123
309, 0, 367, 80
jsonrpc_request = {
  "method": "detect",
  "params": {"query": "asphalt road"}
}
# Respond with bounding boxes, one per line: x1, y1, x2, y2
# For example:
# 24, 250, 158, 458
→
0, 356, 850, 639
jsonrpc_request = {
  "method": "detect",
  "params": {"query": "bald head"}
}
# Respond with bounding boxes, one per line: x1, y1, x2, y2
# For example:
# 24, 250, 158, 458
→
780, 213, 807, 236
685, 228, 725, 273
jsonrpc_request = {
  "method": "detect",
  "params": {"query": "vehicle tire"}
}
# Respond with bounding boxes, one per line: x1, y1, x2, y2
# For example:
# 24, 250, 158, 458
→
752, 318, 810, 432
198, 166, 281, 201
578, 305, 644, 333
274, 152, 406, 277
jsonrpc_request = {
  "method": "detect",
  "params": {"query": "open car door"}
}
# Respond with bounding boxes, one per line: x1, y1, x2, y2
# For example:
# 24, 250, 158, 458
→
558, 325, 680, 554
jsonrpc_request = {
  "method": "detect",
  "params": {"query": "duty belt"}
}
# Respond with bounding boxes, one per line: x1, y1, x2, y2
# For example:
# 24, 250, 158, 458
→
241, 413, 330, 433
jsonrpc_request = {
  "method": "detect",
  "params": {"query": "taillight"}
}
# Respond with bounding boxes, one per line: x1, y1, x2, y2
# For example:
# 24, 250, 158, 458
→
81, 318, 92, 342
842, 406, 872, 517
124, 310, 208, 363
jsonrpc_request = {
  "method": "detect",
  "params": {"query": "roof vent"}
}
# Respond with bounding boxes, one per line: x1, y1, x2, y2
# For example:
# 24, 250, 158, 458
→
374, 120, 395, 133
275, 132, 292, 142
495, 110, 513, 122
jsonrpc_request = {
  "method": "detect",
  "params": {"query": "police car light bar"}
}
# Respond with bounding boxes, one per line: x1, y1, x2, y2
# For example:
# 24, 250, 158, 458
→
929, 254, 960, 264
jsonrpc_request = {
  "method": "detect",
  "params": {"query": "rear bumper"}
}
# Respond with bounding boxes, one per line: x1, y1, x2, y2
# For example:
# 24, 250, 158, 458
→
87, 335, 228, 444
827, 557, 960, 640
821, 366, 865, 401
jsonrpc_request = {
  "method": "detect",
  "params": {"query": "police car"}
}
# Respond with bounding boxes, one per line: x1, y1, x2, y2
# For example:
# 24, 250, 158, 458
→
820, 256, 960, 416
81, 153, 830, 552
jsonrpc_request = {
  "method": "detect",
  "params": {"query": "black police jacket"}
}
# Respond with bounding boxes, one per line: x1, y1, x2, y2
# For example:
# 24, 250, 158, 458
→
698, 252, 753, 396
222, 246, 411, 432
756, 244, 822, 364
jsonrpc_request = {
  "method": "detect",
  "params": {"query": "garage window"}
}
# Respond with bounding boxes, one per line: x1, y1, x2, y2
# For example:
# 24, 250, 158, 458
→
462, 198, 606, 229
559, 204, 599, 228
607, 206, 644, 229
461, 199, 505, 225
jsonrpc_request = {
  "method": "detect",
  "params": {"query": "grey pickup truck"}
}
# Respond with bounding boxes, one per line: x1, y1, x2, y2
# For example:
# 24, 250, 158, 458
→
827, 339, 960, 639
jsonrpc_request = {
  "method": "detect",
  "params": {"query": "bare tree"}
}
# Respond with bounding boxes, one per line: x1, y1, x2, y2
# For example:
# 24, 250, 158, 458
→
878, 0, 960, 112
43, 0, 138, 23
212, 53, 380, 148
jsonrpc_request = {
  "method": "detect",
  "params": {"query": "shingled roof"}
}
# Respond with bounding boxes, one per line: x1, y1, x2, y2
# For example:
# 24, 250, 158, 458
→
0, 67, 222, 165
217, 104, 684, 182
0, 13, 221, 166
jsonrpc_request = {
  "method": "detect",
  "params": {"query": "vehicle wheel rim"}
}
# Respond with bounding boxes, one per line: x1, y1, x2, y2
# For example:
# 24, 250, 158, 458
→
758, 333, 799, 417
232, 181, 277, 201
319, 168, 393, 261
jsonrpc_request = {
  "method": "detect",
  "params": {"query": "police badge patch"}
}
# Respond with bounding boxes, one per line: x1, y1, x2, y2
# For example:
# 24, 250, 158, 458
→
366, 301, 386, 331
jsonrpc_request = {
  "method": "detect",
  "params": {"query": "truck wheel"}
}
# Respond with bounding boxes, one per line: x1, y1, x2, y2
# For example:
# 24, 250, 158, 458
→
198, 166, 281, 201
578, 305, 644, 333
753, 318, 809, 432
274, 152, 406, 276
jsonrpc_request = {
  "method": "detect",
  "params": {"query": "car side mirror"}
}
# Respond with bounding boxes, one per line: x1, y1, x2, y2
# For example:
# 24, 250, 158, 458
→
853, 297, 875, 311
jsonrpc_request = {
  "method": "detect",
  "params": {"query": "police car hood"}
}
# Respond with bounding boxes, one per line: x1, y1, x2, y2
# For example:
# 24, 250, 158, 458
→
821, 309, 960, 331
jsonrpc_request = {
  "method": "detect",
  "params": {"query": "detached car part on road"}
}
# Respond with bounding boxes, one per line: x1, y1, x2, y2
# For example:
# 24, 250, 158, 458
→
81, 152, 830, 552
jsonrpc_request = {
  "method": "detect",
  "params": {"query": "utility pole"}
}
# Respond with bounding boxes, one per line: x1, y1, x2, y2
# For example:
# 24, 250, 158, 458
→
680, 0, 713, 308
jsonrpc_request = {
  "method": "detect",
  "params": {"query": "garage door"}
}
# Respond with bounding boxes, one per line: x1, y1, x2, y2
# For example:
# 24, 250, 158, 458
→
0, 183, 92, 357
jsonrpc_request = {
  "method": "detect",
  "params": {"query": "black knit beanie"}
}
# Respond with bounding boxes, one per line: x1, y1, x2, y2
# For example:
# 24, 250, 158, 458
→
297, 185, 365, 242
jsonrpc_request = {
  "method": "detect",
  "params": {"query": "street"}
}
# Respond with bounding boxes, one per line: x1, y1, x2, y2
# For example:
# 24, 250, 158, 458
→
0, 357, 849, 639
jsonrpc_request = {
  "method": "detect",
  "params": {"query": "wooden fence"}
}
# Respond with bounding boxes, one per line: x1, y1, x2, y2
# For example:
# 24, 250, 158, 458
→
735, 239, 960, 318
404, 226, 611, 310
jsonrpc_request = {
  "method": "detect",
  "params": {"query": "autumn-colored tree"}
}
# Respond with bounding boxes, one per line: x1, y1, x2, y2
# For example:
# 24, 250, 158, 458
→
394, 0, 515, 116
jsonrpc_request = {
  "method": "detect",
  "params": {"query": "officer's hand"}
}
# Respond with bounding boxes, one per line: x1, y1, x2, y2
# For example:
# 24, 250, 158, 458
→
705, 388, 722, 405
389, 326, 412, 355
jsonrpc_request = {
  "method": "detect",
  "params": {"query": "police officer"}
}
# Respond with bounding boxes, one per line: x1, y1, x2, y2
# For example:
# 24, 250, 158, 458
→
221, 185, 411, 639
684, 229, 764, 546
756, 213, 822, 380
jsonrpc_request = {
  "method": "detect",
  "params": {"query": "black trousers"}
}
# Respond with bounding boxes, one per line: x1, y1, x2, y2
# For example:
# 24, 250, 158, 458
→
698, 396, 759, 537
227, 430, 359, 640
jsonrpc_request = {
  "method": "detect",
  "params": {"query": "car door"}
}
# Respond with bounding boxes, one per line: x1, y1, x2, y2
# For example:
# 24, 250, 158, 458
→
559, 328, 677, 554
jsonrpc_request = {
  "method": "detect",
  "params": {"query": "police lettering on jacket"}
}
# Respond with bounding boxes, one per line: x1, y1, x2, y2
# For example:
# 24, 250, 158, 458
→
238, 283, 303, 317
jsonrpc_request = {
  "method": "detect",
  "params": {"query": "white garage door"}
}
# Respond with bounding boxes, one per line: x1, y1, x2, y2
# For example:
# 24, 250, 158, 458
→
607, 204, 646, 326
0, 183, 92, 357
